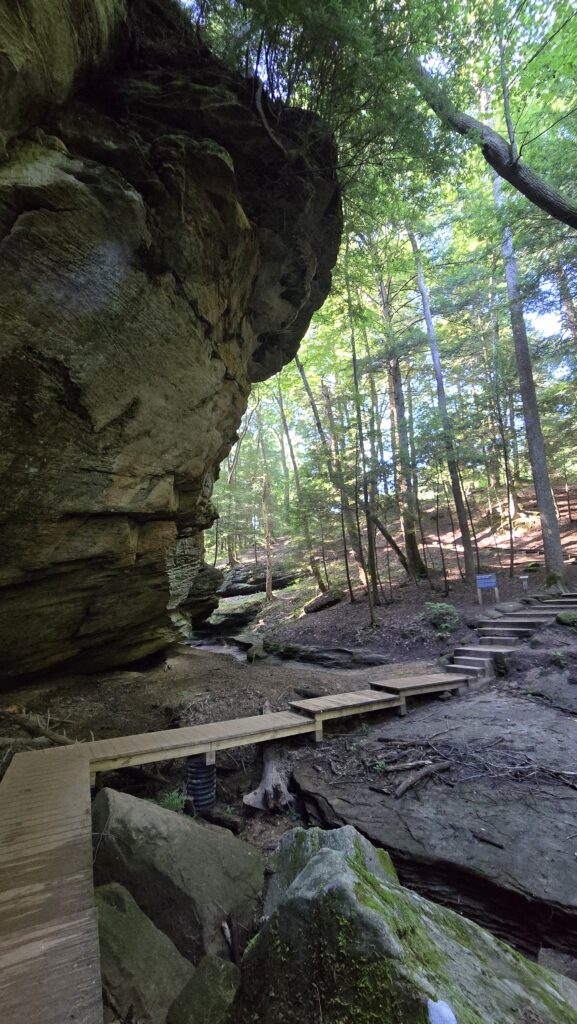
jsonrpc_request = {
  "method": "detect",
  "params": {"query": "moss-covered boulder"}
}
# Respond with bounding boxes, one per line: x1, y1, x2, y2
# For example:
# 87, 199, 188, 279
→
96, 883, 194, 1024
263, 825, 397, 919
557, 611, 577, 629
168, 955, 240, 1024
232, 827, 577, 1024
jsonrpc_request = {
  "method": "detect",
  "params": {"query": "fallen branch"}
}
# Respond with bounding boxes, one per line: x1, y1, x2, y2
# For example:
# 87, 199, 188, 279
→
0, 710, 75, 745
395, 761, 451, 799
377, 760, 431, 773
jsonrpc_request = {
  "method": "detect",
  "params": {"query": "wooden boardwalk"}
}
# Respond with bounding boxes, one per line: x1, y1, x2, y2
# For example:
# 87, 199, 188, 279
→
0, 747, 100, 1024
0, 668, 470, 1023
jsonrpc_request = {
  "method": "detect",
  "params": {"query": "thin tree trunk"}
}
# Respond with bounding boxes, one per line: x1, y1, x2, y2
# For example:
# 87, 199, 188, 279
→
319, 518, 331, 589
408, 228, 476, 583
294, 354, 365, 578
457, 465, 481, 572
295, 353, 410, 578
340, 498, 355, 603
276, 384, 326, 593
435, 467, 449, 595
212, 518, 219, 568
508, 396, 521, 484
277, 429, 291, 519
262, 475, 273, 601
345, 257, 380, 609
442, 476, 464, 581
388, 354, 428, 580
555, 260, 577, 350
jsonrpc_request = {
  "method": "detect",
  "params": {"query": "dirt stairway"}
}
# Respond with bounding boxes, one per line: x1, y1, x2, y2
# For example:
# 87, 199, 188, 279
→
447, 593, 577, 680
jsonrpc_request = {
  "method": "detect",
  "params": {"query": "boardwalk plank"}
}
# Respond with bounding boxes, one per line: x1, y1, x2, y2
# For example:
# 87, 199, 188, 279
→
0, 747, 101, 1024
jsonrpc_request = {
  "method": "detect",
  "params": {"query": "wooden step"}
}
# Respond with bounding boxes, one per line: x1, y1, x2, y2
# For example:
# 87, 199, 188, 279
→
527, 600, 577, 607
370, 673, 468, 697
452, 659, 492, 674
475, 622, 537, 630
478, 617, 552, 628
290, 689, 404, 724
454, 645, 521, 656
479, 636, 523, 646
447, 662, 487, 677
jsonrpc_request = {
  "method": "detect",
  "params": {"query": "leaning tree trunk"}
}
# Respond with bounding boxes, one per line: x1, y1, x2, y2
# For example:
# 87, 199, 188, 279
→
492, 176, 566, 586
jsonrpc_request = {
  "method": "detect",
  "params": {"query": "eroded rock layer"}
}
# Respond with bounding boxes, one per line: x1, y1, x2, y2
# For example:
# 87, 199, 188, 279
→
0, 0, 341, 678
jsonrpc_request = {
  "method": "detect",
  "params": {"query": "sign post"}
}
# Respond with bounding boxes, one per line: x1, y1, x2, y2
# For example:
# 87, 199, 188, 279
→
476, 573, 499, 606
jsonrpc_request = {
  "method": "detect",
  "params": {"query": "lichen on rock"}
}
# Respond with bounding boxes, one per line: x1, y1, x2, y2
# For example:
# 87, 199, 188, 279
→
0, 0, 341, 678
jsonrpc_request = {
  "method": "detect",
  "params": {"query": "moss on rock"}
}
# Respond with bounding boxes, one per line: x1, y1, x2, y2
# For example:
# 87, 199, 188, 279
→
232, 827, 577, 1024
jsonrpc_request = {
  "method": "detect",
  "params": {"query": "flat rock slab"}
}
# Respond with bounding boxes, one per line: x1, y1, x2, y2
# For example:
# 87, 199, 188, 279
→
293, 693, 577, 957
262, 639, 392, 668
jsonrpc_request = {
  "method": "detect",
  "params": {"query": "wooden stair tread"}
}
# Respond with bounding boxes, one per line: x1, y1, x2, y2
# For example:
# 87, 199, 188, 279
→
370, 674, 466, 693
456, 644, 521, 654
290, 690, 400, 714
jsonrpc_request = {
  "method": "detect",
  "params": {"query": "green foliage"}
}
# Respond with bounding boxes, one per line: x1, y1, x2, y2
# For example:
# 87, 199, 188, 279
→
549, 651, 567, 667
556, 611, 577, 631
156, 789, 187, 813
198, 0, 576, 597
422, 602, 461, 635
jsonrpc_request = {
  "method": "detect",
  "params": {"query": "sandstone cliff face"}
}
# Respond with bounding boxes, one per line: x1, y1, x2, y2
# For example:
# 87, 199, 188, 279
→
0, 0, 341, 679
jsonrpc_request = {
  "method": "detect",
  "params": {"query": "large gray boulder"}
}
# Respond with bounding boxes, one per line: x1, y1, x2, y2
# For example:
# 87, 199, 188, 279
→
168, 955, 240, 1024
232, 827, 577, 1024
93, 788, 264, 962
96, 883, 194, 1024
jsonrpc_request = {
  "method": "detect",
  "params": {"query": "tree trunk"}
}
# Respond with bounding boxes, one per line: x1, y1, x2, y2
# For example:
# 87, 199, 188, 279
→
345, 260, 379, 613
492, 176, 566, 585
276, 383, 326, 593
262, 475, 273, 601
295, 353, 410, 578
243, 742, 293, 812
277, 428, 291, 519
555, 260, 577, 349
408, 228, 476, 584
411, 58, 577, 230
388, 354, 428, 580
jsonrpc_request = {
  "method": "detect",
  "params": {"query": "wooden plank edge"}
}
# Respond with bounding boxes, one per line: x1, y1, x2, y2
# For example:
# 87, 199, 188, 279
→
88, 718, 317, 772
